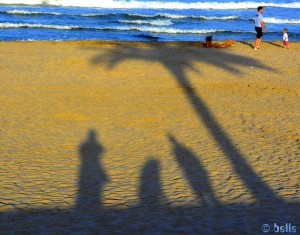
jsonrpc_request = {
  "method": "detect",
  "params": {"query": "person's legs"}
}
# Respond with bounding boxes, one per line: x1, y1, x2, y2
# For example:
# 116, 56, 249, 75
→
257, 37, 262, 48
254, 27, 262, 50
254, 38, 259, 49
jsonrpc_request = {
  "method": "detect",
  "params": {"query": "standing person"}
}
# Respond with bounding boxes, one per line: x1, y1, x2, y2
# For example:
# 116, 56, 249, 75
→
254, 6, 267, 50
283, 28, 289, 49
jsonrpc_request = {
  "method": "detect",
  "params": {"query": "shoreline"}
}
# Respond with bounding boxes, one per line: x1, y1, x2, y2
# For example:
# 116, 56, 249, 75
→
1, 40, 299, 49
1, 40, 299, 42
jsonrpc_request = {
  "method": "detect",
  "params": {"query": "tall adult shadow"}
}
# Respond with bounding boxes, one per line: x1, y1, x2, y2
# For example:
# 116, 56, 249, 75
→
89, 42, 281, 205
1, 43, 297, 234
169, 135, 220, 208
76, 129, 109, 211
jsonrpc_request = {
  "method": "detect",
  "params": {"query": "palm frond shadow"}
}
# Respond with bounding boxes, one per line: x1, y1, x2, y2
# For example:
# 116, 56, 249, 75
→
90, 42, 281, 203
1, 43, 298, 234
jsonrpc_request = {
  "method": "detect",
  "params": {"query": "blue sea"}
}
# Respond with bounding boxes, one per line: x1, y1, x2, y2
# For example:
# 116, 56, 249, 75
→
0, 0, 299, 41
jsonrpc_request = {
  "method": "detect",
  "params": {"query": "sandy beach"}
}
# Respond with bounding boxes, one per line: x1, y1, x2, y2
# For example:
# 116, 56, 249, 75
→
0, 41, 299, 234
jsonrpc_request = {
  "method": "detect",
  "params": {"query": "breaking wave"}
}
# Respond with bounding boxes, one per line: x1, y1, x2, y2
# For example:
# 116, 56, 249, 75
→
1, 10, 240, 21
0, 22, 258, 34
264, 17, 300, 24
0, 0, 299, 9
119, 19, 174, 26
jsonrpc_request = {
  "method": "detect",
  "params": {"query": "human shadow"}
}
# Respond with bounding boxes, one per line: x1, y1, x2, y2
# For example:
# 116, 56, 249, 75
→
238, 41, 254, 49
266, 41, 284, 48
76, 129, 109, 211
139, 159, 163, 212
0, 128, 299, 234
0, 43, 299, 234
169, 135, 220, 208
89, 42, 280, 204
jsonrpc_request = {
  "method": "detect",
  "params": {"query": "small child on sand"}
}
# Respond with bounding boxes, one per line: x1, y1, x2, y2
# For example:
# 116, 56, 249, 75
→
283, 28, 289, 49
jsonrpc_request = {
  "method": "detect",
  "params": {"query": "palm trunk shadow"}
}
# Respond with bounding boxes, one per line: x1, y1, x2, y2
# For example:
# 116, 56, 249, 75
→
168, 65, 282, 205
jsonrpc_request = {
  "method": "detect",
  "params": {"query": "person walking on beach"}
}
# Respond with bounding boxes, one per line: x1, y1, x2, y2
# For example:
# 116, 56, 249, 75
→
283, 28, 289, 49
254, 6, 267, 50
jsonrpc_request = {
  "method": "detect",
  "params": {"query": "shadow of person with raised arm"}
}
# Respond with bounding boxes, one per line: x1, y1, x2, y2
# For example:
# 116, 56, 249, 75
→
169, 135, 220, 208
89, 42, 281, 205
76, 129, 109, 212
169, 63, 283, 206
169, 134, 223, 232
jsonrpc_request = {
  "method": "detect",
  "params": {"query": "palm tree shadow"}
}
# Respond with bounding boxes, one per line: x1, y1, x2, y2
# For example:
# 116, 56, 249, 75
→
1, 43, 299, 234
90, 42, 280, 204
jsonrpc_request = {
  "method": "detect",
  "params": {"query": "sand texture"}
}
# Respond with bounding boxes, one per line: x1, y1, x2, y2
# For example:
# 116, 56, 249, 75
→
0, 41, 299, 234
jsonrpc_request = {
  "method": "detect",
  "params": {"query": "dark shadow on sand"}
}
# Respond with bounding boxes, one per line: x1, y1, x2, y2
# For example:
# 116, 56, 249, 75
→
238, 41, 254, 49
266, 41, 284, 48
139, 159, 163, 212
169, 135, 220, 207
76, 130, 108, 211
1, 43, 298, 234
89, 42, 279, 203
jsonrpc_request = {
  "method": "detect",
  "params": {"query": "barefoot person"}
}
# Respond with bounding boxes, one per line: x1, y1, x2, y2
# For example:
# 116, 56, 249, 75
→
254, 6, 267, 50
282, 28, 289, 49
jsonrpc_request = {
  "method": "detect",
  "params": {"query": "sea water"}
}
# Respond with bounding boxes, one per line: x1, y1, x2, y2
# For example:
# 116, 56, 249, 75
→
0, 0, 299, 41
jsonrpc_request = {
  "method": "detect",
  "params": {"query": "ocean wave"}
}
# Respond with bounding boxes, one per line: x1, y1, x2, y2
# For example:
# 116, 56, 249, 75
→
1, 9, 118, 17
1, 9, 110, 17
0, 22, 82, 29
150, 14, 239, 20
197, 16, 239, 20
1, 22, 284, 35
264, 17, 300, 24
112, 26, 229, 34
0, 0, 299, 9
4, 9, 62, 15
0, 22, 247, 34
1, 10, 240, 22
119, 19, 173, 26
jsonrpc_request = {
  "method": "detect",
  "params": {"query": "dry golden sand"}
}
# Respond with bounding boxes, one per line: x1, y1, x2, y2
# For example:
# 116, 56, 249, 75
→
0, 41, 299, 233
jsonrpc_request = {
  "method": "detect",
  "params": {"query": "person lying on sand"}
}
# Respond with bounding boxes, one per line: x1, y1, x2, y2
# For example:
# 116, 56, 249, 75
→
203, 35, 236, 48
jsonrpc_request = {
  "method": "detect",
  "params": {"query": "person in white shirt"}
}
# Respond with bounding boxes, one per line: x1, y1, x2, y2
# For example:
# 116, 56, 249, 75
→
254, 6, 267, 50
283, 28, 289, 49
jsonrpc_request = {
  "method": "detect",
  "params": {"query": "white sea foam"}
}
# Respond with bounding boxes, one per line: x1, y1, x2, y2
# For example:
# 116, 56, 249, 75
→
119, 19, 173, 26
0, 0, 299, 9
0, 22, 82, 29
198, 16, 239, 20
110, 26, 229, 34
0, 22, 230, 34
264, 17, 300, 24
5, 9, 62, 15
2, 9, 110, 16
152, 14, 239, 20
0, 22, 270, 34
2, 10, 240, 21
